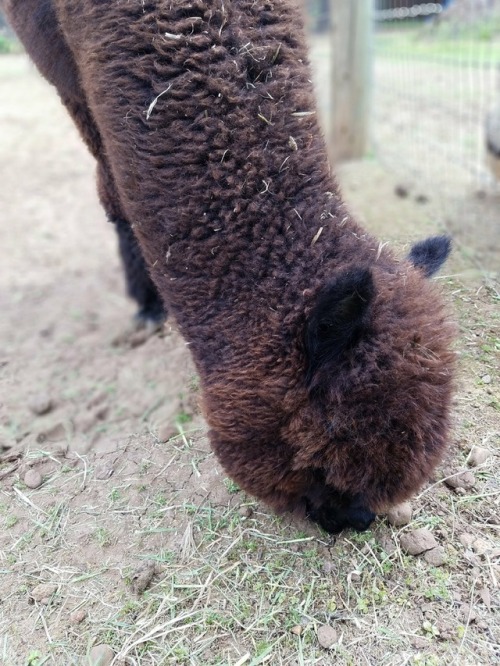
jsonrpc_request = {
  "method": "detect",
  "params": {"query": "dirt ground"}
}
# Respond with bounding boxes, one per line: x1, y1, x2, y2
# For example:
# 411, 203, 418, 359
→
0, 54, 498, 666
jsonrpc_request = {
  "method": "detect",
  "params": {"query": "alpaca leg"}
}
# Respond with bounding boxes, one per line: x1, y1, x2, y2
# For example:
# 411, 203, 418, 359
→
114, 217, 166, 327
58, 98, 166, 326
3, 0, 165, 324
96, 164, 166, 326
60, 101, 166, 324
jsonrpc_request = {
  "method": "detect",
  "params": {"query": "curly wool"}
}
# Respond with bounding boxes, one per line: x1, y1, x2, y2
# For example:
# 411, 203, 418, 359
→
4, 0, 456, 528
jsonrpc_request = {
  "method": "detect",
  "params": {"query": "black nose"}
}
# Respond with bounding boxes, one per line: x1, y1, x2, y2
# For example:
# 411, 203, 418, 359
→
305, 500, 376, 534
305, 500, 345, 534
348, 508, 376, 532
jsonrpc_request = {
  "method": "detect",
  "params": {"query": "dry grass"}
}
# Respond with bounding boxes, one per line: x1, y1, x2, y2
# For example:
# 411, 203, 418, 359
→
1, 289, 499, 666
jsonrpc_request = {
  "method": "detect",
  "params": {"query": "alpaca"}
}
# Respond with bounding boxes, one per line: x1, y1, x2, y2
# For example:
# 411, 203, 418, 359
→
3, 0, 455, 533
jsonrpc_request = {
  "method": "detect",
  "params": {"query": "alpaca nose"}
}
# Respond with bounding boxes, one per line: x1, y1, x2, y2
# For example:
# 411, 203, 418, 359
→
349, 508, 376, 532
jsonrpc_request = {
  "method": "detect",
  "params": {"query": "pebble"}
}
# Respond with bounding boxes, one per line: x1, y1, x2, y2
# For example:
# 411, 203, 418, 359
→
468, 447, 490, 467
479, 587, 491, 610
481, 374, 491, 384
38, 422, 66, 443
88, 644, 114, 666
400, 528, 438, 556
239, 505, 253, 519
30, 583, 57, 603
24, 469, 43, 489
130, 560, 156, 595
378, 533, 397, 556
95, 464, 114, 480
463, 550, 482, 567
411, 636, 429, 649
69, 609, 87, 625
460, 603, 477, 623
157, 423, 178, 443
291, 625, 303, 636
436, 621, 454, 640
317, 624, 337, 649
458, 532, 476, 548
386, 502, 412, 526
28, 396, 54, 416
76, 412, 98, 434
443, 469, 475, 490
395, 184, 409, 198
93, 404, 109, 421
472, 538, 491, 556
322, 560, 335, 574
423, 545, 446, 566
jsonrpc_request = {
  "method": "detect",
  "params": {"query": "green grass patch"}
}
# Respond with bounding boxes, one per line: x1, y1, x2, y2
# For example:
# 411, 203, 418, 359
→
375, 22, 500, 66
0, 35, 20, 55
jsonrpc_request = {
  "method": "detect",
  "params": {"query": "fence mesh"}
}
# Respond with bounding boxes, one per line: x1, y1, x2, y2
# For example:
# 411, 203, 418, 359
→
1, 3, 498, 269
373, 0, 500, 196
307, 0, 500, 273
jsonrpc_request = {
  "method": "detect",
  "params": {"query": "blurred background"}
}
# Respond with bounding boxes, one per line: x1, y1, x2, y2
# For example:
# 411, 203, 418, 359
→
1, 0, 498, 272
304, 0, 500, 274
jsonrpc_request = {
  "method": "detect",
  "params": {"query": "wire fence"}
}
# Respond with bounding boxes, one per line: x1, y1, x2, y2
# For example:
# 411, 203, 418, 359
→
372, 0, 500, 197
307, 0, 499, 273
1, 3, 498, 268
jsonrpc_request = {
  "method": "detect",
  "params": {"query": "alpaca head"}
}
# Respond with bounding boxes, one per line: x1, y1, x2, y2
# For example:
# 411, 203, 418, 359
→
205, 237, 455, 534
291, 235, 455, 532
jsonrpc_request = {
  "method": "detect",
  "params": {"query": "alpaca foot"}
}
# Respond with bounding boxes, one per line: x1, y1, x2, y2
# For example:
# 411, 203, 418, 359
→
112, 307, 167, 348
134, 302, 167, 332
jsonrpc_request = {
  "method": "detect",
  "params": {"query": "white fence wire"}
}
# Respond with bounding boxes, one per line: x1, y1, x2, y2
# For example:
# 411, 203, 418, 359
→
307, 0, 499, 272
373, 0, 500, 197
1, 3, 498, 268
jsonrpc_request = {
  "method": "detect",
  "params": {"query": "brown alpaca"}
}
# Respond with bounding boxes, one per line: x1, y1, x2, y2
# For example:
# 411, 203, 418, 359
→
4, 0, 455, 533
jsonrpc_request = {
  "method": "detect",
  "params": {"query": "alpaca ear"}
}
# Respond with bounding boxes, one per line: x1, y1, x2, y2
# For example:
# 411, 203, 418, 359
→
306, 268, 374, 378
408, 235, 451, 277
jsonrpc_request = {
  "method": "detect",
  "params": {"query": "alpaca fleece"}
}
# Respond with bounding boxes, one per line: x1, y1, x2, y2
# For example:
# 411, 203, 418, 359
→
3, 0, 456, 532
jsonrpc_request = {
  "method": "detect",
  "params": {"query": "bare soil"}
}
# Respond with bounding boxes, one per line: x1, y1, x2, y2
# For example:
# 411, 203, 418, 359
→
0, 55, 498, 666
